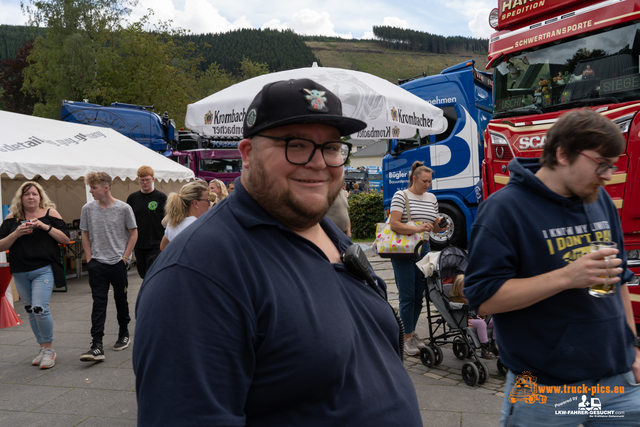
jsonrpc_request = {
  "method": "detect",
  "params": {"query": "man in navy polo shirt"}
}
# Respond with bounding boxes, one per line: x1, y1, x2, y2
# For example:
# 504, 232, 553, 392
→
133, 79, 422, 426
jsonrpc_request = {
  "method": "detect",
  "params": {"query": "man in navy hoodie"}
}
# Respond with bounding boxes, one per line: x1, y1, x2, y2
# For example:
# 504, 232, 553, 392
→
465, 108, 640, 426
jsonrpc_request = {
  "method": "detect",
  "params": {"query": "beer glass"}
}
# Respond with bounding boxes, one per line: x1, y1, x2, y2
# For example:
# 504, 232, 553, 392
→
589, 240, 617, 298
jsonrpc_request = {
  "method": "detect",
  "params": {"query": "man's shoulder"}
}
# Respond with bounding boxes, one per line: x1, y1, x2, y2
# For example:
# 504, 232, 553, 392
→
81, 200, 98, 212
126, 190, 141, 201
113, 199, 134, 212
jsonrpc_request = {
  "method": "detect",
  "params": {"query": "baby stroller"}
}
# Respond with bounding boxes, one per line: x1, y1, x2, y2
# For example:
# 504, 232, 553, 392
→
417, 246, 505, 386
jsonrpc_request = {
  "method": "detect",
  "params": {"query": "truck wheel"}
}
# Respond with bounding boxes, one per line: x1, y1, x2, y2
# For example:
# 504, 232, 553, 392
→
430, 202, 466, 250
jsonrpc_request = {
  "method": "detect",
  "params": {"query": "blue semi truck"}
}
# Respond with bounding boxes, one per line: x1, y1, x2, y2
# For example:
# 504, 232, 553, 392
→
59, 100, 242, 184
383, 60, 493, 249
59, 100, 177, 152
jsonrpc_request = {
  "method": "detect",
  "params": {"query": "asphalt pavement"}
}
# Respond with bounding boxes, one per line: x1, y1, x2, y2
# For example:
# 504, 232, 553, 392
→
0, 249, 504, 426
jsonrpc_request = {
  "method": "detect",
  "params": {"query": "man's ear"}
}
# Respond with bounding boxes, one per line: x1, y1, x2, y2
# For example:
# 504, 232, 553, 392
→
556, 146, 570, 166
239, 138, 253, 170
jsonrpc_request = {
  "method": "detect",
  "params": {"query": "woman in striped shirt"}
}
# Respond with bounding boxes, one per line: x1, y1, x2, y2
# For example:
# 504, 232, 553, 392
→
389, 161, 447, 357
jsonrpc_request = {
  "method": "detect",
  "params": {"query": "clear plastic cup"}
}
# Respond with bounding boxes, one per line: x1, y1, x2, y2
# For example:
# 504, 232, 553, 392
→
589, 240, 617, 298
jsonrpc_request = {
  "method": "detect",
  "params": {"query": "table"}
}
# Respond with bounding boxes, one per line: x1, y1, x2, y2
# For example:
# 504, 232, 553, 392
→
63, 239, 86, 279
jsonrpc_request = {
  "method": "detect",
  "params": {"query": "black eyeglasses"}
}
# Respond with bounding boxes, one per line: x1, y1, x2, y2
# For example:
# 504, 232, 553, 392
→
578, 151, 618, 175
255, 134, 352, 167
196, 199, 212, 205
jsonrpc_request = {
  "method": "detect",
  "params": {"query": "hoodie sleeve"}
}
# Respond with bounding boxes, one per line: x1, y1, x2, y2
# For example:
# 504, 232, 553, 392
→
463, 194, 521, 312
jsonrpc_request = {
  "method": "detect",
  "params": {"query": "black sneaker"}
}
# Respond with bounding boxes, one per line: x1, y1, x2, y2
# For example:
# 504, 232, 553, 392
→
80, 343, 105, 362
114, 333, 130, 351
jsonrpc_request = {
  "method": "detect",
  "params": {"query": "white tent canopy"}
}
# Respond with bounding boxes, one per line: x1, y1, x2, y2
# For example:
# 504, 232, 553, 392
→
0, 111, 194, 224
186, 65, 447, 140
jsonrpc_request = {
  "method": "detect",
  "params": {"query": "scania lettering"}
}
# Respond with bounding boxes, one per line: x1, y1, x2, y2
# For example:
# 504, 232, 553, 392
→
485, 0, 640, 320
384, 60, 493, 249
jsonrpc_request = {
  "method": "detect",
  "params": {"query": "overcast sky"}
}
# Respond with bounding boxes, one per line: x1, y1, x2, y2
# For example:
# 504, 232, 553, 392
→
1, 0, 496, 39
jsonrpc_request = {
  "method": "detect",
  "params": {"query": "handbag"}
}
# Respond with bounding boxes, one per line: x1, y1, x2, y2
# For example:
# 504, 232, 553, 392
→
374, 191, 425, 259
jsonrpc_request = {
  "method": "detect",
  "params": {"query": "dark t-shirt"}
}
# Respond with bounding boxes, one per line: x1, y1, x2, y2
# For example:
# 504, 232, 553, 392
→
0, 210, 70, 274
126, 189, 166, 250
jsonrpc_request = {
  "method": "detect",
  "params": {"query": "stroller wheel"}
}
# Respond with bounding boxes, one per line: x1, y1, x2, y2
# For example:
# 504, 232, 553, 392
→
453, 337, 470, 360
497, 358, 508, 377
419, 346, 436, 368
430, 344, 443, 366
461, 362, 479, 386
475, 360, 488, 385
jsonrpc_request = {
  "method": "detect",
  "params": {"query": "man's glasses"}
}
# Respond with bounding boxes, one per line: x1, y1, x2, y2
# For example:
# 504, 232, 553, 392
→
138, 178, 153, 183
578, 151, 618, 175
255, 134, 352, 167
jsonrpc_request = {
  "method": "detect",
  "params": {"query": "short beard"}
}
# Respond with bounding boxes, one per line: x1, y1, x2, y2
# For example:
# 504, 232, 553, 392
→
245, 154, 340, 231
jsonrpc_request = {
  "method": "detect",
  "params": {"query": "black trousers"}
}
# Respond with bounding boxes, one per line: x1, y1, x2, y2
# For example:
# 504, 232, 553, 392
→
134, 246, 161, 279
87, 259, 130, 344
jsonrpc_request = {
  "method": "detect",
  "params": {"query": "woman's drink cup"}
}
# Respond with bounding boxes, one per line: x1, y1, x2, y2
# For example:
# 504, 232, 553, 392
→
589, 240, 617, 298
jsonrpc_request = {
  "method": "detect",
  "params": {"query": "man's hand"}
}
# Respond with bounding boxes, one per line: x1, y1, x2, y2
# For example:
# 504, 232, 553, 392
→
633, 348, 640, 383
560, 248, 623, 290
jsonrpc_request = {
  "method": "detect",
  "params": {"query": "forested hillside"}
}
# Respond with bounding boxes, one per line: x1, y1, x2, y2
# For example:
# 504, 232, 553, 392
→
0, 25, 46, 62
178, 29, 320, 73
372, 26, 488, 54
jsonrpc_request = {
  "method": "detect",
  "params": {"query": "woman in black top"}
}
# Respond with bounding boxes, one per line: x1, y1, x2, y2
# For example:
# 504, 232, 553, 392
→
0, 182, 70, 369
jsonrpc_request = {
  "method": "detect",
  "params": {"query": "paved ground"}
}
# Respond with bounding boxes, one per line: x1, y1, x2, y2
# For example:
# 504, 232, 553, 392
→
0, 250, 504, 426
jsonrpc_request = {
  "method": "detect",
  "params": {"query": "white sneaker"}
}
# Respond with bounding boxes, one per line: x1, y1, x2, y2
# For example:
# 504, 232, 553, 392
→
412, 332, 426, 349
404, 339, 419, 356
32, 348, 45, 366
40, 348, 56, 369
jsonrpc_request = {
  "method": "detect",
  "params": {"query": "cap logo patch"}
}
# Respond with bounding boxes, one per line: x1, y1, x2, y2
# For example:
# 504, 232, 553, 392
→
303, 88, 329, 113
246, 108, 257, 128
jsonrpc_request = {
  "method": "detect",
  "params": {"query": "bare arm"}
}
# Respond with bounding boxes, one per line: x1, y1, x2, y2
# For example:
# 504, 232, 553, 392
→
0, 217, 31, 252
160, 235, 169, 251
82, 230, 92, 262
32, 209, 70, 244
123, 229, 138, 265
389, 210, 434, 234
478, 248, 623, 315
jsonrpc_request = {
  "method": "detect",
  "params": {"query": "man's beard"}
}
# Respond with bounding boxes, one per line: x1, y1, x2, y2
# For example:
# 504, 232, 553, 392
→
581, 181, 604, 204
245, 156, 341, 231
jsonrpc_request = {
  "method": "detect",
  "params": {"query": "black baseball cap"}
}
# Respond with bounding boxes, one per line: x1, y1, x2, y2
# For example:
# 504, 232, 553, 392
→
242, 78, 367, 138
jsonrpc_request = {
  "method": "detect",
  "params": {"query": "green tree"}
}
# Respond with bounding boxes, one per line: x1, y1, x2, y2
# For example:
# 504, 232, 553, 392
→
20, 0, 138, 117
0, 39, 38, 114
194, 62, 236, 101
238, 57, 269, 80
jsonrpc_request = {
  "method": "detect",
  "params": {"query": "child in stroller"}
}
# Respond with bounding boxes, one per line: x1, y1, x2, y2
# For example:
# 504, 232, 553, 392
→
449, 274, 497, 360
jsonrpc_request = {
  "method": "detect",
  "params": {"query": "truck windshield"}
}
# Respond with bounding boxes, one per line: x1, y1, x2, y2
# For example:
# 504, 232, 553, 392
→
494, 23, 640, 116
369, 173, 382, 180
200, 158, 243, 173
346, 172, 366, 179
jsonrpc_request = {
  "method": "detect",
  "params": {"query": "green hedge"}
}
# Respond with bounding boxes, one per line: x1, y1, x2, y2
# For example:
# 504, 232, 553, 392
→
348, 191, 385, 240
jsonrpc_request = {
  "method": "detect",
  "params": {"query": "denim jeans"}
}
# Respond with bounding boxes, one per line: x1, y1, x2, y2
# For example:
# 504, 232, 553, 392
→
501, 369, 640, 426
87, 259, 130, 345
391, 243, 429, 335
13, 265, 55, 344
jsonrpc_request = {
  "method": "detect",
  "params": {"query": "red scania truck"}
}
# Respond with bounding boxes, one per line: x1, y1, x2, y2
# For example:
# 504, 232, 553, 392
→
484, 0, 640, 321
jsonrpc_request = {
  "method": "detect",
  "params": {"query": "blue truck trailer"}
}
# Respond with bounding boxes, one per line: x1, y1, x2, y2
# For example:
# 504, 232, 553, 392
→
59, 100, 177, 152
383, 60, 493, 249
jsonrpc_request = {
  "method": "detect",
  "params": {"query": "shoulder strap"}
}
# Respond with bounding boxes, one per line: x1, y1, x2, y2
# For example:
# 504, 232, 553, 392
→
403, 190, 412, 222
